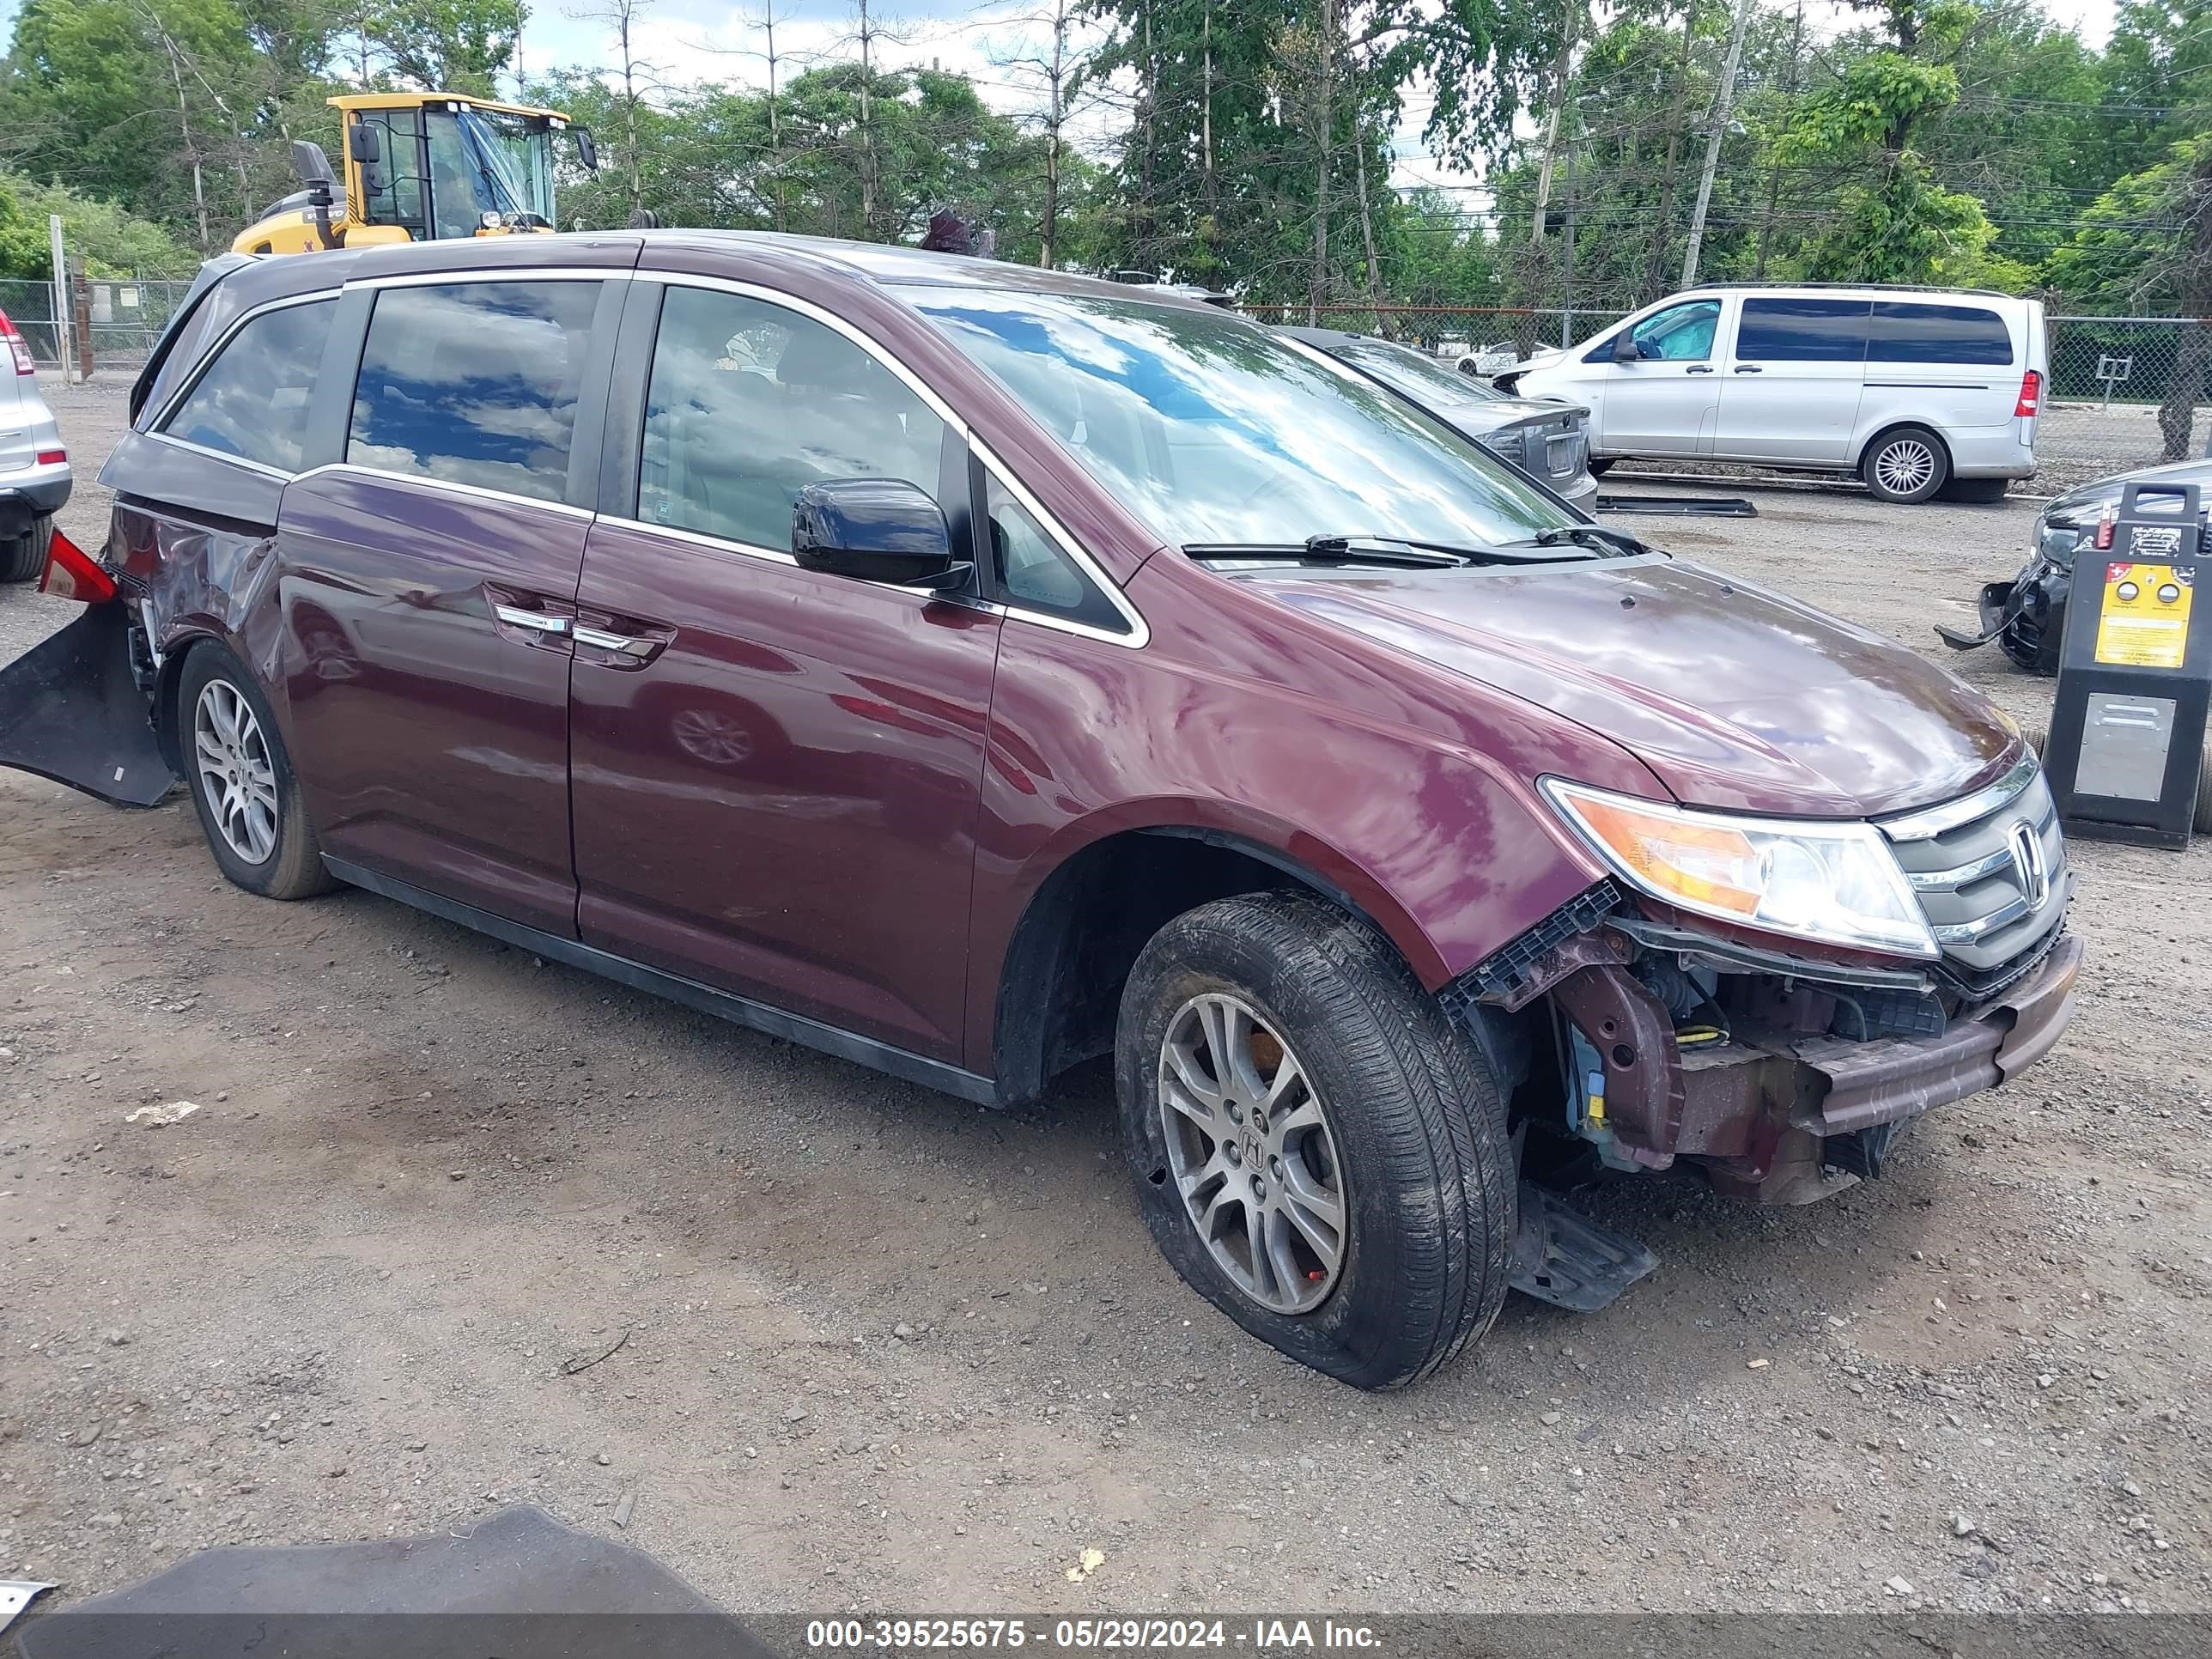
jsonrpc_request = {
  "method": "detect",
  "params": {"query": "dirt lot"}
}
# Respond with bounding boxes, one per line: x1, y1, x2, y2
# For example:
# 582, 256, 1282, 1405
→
3, 380, 2208, 1622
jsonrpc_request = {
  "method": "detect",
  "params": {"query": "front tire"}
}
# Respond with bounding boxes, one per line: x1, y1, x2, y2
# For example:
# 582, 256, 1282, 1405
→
1115, 891, 1514, 1389
178, 643, 334, 900
1862, 426, 1950, 504
1586, 457, 1615, 477
0, 515, 53, 584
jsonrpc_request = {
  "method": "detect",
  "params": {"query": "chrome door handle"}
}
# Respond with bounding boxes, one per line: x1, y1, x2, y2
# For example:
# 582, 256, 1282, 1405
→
1685, 365, 1713, 375
1734, 364, 1763, 374
573, 623, 657, 658
493, 604, 569, 635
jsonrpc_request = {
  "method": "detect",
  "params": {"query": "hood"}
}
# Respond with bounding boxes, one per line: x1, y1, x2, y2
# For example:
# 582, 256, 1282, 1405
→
1253, 556, 2015, 819
2045, 457, 2212, 526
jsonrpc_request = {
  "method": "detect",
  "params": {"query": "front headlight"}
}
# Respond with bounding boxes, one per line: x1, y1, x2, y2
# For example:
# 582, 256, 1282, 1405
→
1541, 779, 1938, 960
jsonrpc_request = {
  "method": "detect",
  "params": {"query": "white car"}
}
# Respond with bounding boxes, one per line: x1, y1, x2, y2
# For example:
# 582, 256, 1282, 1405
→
0, 305, 70, 580
1494, 284, 2046, 504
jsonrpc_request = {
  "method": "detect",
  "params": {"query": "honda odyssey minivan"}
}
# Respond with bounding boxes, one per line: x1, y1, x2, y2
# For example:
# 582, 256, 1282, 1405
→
1500, 283, 2046, 503
0, 234, 2079, 1389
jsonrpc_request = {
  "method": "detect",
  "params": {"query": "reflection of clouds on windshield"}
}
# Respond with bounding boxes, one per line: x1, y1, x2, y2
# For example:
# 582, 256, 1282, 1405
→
347, 282, 599, 503
912, 289, 1564, 549
166, 301, 335, 473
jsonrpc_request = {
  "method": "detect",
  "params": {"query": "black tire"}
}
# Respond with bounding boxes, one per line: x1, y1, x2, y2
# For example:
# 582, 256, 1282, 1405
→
1861, 425, 1950, 504
2027, 722, 2212, 835
176, 642, 334, 900
0, 515, 52, 584
1115, 890, 1514, 1389
1586, 457, 1616, 477
1941, 476, 2011, 505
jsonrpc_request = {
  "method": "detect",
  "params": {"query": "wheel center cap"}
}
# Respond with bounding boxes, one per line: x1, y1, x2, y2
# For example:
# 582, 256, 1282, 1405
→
1241, 1130, 1264, 1169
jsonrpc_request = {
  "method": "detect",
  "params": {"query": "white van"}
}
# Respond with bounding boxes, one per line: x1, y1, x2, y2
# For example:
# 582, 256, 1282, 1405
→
1498, 284, 2046, 504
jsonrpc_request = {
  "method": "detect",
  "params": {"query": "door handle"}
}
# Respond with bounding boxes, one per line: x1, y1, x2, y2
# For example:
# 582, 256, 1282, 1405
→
1734, 364, 1763, 374
493, 604, 570, 635
573, 623, 658, 658
1686, 365, 1714, 375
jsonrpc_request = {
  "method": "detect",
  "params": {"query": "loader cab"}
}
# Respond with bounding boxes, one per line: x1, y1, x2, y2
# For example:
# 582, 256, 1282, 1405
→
230, 94, 596, 255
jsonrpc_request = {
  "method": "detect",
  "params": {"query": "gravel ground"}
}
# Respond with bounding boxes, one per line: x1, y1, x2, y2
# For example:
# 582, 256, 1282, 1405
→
2, 379, 2208, 1623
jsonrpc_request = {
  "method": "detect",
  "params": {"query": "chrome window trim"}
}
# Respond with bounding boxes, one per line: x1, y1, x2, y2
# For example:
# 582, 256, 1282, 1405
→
147, 288, 343, 441
648, 271, 1149, 648
342, 267, 629, 294
1876, 748, 2040, 842
144, 429, 295, 483
289, 460, 598, 520
599, 513, 798, 566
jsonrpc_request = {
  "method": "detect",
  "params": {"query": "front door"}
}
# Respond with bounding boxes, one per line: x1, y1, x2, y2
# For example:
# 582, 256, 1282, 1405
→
568, 280, 1000, 1060
1712, 296, 1870, 464
1601, 297, 1725, 459
278, 275, 619, 933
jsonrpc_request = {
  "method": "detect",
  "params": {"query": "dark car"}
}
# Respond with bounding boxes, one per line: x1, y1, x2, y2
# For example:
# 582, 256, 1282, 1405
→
1280, 325, 1600, 511
0, 232, 2079, 1389
1939, 457, 2212, 672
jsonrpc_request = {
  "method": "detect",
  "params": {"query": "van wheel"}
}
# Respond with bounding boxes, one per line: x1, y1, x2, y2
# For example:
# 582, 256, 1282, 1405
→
1586, 458, 1615, 477
1941, 476, 2010, 505
1863, 426, 1949, 504
178, 643, 334, 900
1115, 891, 1513, 1389
0, 515, 52, 584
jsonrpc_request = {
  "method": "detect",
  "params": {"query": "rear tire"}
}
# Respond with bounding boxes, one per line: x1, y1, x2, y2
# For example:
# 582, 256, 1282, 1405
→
1586, 458, 1615, 477
0, 515, 53, 584
1862, 426, 1950, 504
1115, 890, 1514, 1389
178, 642, 334, 900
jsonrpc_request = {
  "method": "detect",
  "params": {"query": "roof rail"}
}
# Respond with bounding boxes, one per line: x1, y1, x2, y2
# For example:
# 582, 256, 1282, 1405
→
1683, 280, 2021, 301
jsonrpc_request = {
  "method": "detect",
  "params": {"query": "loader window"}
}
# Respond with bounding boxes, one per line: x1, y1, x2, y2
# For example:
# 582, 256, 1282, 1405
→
161, 297, 337, 475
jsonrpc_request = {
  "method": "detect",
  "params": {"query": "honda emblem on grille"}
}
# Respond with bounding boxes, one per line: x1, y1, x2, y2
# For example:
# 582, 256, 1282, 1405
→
2008, 820, 2051, 908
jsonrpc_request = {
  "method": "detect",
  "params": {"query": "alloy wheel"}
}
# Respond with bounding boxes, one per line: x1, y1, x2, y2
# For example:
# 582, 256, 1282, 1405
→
193, 680, 279, 865
1875, 439, 1937, 497
1156, 993, 1349, 1315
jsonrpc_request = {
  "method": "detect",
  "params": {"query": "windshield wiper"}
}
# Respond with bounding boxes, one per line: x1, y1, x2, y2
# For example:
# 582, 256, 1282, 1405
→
1531, 523, 1652, 557
1185, 537, 1471, 568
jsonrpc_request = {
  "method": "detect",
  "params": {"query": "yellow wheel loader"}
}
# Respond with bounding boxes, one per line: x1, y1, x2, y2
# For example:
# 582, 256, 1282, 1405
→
234, 92, 599, 255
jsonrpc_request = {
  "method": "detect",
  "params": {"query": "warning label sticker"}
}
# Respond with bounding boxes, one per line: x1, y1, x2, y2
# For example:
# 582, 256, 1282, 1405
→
2094, 561, 2195, 669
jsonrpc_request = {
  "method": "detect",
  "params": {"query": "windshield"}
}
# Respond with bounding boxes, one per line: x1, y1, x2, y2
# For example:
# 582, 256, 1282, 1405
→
425, 107, 555, 238
904, 289, 1573, 550
1319, 334, 1510, 406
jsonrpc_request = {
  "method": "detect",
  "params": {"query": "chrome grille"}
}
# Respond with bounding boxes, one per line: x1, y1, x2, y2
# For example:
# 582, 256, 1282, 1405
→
1880, 757, 2069, 983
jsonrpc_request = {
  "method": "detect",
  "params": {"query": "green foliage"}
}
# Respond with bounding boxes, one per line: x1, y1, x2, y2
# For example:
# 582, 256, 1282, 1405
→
2047, 134, 2212, 312
0, 176, 52, 278
368, 0, 524, 96
0, 172, 199, 275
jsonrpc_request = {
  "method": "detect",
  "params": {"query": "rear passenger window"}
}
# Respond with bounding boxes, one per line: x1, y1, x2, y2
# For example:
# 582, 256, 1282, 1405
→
1868, 302, 2014, 366
162, 298, 336, 473
639, 285, 945, 552
1736, 298, 1870, 362
348, 281, 602, 503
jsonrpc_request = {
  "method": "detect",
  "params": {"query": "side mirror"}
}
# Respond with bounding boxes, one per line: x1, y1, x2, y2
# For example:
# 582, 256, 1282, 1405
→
290, 140, 337, 194
346, 125, 380, 166
574, 128, 599, 172
793, 479, 963, 587
1612, 332, 1644, 364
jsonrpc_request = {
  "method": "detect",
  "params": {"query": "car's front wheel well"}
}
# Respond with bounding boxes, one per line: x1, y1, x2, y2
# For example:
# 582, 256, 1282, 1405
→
992, 830, 1382, 1107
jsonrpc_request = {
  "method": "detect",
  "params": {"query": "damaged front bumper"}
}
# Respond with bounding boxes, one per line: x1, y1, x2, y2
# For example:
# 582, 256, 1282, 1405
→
1448, 891, 2081, 1207
1935, 553, 2070, 675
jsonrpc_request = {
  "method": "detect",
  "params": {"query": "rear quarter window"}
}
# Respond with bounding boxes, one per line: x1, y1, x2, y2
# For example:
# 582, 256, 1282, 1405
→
1868, 302, 2014, 366
160, 298, 337, 473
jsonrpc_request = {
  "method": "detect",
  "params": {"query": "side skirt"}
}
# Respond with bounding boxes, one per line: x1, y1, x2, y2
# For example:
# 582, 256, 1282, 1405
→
322, 856, 1000, 1107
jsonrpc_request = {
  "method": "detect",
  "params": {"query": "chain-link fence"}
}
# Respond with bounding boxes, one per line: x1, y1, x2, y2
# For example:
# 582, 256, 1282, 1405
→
1242, 303, 2212, 485
0, 276, 196, 374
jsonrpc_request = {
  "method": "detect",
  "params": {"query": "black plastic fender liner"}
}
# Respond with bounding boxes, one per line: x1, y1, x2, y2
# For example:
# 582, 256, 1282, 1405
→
0, 604, 173, 807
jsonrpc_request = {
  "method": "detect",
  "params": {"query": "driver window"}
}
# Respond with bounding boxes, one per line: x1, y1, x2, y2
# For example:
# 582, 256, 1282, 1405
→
1628, 300, 1720, 362
639, 286, 945, 553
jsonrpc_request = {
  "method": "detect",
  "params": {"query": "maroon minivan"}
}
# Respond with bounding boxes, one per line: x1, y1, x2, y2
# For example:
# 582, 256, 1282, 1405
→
0, 234, 2078, 1388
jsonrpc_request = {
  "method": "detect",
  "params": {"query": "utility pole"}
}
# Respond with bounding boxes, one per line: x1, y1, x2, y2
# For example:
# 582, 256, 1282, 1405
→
1680, 0, 1754, 288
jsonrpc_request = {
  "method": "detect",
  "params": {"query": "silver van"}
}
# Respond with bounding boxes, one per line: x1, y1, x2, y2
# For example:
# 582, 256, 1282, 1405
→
1499, 283, 2046, 504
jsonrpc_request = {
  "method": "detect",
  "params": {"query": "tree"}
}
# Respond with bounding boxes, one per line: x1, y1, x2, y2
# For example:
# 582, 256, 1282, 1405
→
568, 0, 653, 217
368, 0, 526, 94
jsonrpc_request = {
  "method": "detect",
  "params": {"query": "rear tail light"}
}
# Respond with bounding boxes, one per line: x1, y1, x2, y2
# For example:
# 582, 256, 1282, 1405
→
35, 447, 65, 466
2094, 504, 2116, 551
38, 526, 117, 604
0, 309, 33, 375
2014, 369, 2042, 418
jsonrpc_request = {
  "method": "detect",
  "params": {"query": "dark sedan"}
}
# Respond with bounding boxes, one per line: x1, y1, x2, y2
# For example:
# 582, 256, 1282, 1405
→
1939, 457, 2212, 672
1280, 326, 1600, 512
